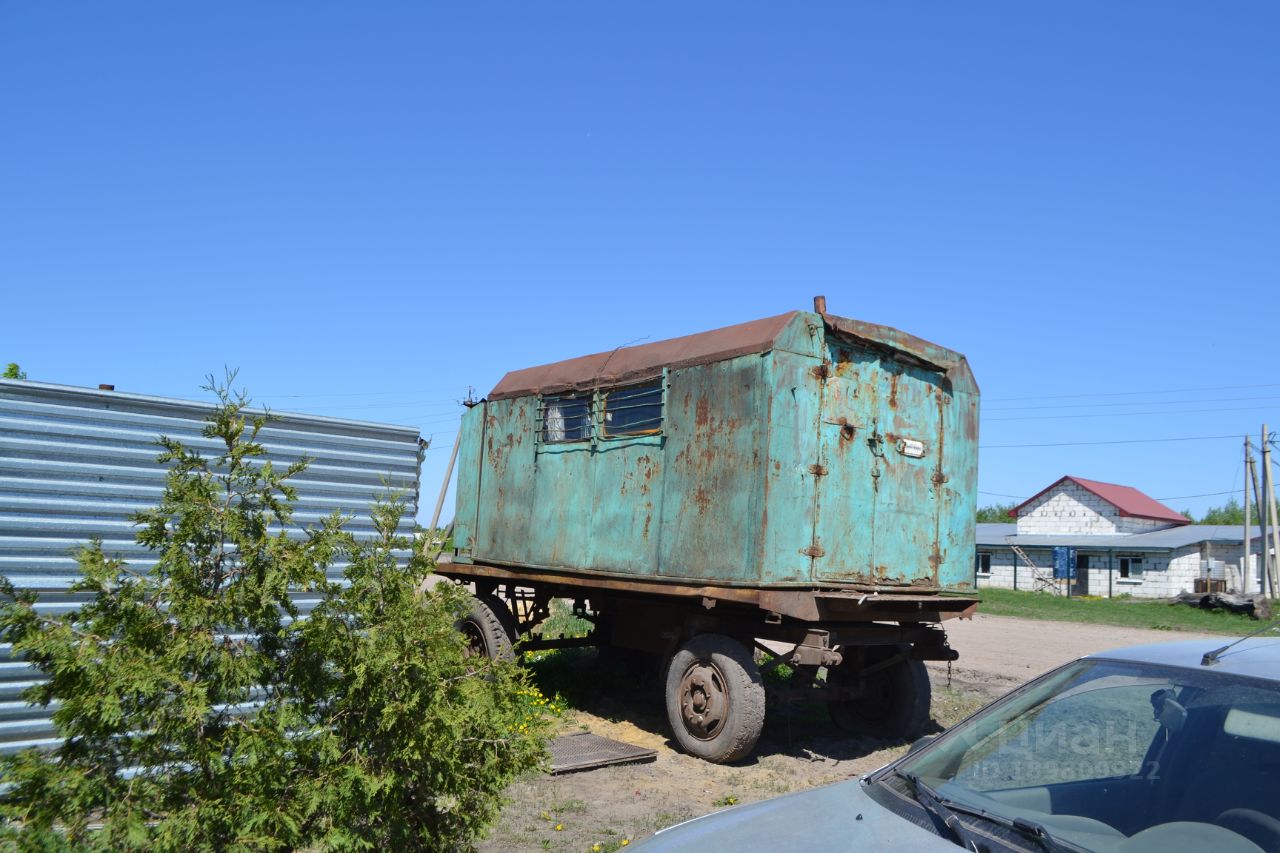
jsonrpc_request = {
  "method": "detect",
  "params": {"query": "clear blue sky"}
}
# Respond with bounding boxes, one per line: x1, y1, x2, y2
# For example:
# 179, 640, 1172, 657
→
3, 3, 1277, 523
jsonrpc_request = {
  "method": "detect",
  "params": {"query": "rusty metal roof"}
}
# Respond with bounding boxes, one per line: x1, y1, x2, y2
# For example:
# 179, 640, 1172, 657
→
488, 309, 971, 400
1011, 476, 1191, 524
489, 311, 802, 400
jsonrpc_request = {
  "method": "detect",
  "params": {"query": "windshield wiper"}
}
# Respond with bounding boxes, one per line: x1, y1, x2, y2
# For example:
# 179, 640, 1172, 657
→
891, 770, 1083, 853
891, 770, 975, 850
1009, 816, 1079, 853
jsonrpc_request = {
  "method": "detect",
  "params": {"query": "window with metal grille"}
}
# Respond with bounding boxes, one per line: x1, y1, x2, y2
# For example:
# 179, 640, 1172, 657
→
602, 382, 663, 437
540, 394, 592, 443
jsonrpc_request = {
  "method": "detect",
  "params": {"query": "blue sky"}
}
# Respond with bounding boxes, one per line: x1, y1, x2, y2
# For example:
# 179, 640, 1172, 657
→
3, 3, 1277, 522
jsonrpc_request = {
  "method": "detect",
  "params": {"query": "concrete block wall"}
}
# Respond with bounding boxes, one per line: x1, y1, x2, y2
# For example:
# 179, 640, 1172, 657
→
1113, 515, 1170, 535
974, 547, 1019, 589
1015, 481, 1177, 536
1016, 482, 1122, 535
974, 544, 1263, 599
975, 547, 1057, 591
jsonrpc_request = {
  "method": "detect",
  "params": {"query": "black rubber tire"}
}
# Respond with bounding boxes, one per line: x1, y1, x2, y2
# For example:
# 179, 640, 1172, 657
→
828, 646, 931, 740
458, 594, 518, 662
664, 634, 766, 764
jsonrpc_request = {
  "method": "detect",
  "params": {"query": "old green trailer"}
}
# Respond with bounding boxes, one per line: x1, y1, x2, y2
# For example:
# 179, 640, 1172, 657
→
436, 299, 979, 762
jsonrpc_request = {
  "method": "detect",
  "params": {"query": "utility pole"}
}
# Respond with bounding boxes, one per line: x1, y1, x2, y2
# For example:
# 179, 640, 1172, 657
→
1249, 444, 1269, 597
1244, 436, 1254, 594
1264, 424, 1280, 598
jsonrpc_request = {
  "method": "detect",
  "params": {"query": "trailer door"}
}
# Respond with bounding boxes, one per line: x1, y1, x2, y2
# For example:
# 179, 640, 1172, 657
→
813, 340, 947, 586
811, 342, 878, 581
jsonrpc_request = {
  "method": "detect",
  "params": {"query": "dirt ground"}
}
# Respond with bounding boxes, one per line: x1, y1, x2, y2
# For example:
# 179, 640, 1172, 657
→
480, 614, 1218, 852
923, 612, 1218, 696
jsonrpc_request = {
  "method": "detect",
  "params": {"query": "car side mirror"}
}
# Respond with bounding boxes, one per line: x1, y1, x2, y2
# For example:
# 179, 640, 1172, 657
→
908, 734, 938, 755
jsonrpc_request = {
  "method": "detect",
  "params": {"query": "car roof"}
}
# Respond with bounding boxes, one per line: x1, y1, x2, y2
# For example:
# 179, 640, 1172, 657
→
1086, 636, 1280, 682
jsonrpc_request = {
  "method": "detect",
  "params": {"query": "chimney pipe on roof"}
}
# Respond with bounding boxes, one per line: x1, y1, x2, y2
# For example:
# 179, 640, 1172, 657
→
813, 295, 827, 314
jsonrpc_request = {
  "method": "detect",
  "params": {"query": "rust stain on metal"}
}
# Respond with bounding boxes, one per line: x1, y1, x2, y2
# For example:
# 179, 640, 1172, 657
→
695, 397, 711, 427
456, 307, 978, 596
693, 486, 712, 512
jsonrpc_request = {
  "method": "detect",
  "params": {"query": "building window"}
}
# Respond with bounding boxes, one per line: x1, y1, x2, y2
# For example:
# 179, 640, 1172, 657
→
540, 394, 592, 443
603, 382, 664, 437
1076, 554, 1091, 571
975, 553, 992, 576
1119, 556, 1144, 579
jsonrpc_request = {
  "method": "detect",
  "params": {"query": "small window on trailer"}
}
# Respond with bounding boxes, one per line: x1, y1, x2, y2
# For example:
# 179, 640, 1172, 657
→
540, 394, 592, 443
603, 382, 664, 437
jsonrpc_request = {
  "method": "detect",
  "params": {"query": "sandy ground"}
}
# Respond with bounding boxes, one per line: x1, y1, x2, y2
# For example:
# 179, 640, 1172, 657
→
480, 614, 1218, 852
925, 612, 1218, 696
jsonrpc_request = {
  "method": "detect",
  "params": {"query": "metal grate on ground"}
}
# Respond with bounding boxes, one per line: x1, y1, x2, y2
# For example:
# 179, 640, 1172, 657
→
548, 732, 657, 774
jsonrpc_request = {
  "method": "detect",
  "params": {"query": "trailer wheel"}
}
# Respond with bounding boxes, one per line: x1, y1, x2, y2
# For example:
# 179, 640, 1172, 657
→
828, 647, 931, 740
664, 634, 765, 763
458, 594, 518, 662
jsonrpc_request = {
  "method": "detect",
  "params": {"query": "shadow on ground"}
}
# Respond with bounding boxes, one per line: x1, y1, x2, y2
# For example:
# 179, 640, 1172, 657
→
523, 647, 964, 766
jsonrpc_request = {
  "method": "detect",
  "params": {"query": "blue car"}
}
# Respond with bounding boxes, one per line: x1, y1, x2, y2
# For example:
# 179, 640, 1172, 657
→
636, 637, 1280, 852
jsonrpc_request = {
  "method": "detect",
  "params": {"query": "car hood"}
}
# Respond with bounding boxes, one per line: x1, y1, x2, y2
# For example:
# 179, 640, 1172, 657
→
632, 777, 958, 851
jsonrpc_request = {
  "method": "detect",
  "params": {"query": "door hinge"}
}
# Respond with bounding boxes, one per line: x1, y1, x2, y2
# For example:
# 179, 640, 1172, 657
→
802, 545, 826, 558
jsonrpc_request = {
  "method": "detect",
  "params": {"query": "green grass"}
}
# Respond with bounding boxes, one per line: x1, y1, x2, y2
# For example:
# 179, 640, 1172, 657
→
977, 588, 1274, 635
534, 598, 594, 641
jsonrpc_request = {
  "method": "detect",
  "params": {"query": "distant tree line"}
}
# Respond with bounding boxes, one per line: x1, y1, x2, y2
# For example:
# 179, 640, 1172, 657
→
975, 502, 1016, 523
1183, 497, 1269, 526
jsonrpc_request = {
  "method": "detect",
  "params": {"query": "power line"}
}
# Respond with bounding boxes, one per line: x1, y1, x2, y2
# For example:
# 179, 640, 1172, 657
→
271, 399, 467, 413
1154, 489, 1238, 501
986, 382, 1280, 404
985, 404, 1280, 423
981, 434, 1239, 449
978, 490, 1026, 500
984, 393, 1280, 413
252, 386, 472, 399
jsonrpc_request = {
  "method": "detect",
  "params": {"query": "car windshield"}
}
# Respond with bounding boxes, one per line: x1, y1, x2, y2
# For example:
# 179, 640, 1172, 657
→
891, 658, 1280, 853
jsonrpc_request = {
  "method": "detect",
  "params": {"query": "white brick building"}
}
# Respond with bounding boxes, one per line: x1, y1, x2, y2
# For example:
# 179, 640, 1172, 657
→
975, 476, 1267, 599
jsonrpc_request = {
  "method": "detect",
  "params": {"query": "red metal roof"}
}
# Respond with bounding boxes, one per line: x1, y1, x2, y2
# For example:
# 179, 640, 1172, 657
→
1011, 476, 1190, 524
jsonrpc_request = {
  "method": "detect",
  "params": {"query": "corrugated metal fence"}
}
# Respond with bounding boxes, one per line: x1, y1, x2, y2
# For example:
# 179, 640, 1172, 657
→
0, 378, 424, 754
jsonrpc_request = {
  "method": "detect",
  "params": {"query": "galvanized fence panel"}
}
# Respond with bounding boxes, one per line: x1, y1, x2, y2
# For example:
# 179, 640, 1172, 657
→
0, 379, 424, 754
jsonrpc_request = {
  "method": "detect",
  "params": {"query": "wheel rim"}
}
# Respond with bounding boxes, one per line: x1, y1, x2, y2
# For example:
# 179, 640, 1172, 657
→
461, 620, 486, 656
678, 660, 729, 740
